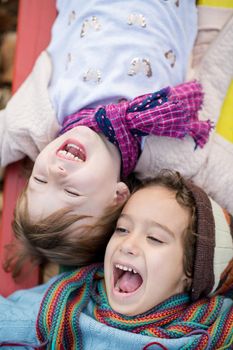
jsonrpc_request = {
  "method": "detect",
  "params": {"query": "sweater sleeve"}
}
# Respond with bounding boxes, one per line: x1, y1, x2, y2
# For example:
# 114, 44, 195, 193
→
0, 51, 60, 167
0, 278, 57, 346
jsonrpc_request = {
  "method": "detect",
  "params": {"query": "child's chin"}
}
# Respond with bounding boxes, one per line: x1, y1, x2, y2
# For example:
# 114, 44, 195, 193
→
108, 283, 144, 313
110, 300, 142, 317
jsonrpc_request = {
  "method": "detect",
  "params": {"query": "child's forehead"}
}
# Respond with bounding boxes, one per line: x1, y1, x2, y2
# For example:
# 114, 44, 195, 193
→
132, 184, 176, 201
123, 185, 179, 215
122, 184, 190, 225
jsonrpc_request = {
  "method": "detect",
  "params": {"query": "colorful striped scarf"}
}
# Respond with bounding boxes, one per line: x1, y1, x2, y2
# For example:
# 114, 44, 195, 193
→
36, 264, 233, 350
60, 81, 212, 177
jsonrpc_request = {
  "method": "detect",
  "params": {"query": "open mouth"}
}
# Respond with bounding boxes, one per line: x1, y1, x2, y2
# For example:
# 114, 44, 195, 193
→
57, 140, 86, 162
113, 263, 143, 294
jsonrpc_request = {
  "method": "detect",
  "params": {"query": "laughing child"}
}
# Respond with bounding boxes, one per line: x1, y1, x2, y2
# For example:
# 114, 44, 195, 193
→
0, 171, 232, 349
1, 0, 213, 270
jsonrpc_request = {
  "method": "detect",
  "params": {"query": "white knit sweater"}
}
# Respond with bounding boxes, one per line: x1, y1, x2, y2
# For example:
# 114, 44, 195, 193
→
135, 16, 233, 214
0, 51, 59, 167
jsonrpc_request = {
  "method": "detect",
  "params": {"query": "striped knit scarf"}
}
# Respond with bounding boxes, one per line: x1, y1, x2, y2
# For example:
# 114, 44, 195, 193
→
36, 264, 233, 350
60, 81, 212, 177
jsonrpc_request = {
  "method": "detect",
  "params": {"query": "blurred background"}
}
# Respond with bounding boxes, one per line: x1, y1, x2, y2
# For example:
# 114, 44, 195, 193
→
0, 0, 59, 286
0, 0, 18, 108
0, 0, 18, 219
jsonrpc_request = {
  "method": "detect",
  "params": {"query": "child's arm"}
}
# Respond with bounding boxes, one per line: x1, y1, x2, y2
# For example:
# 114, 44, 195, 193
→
0, 275, 59, 345
135, 16, 233, 215
0, 51, 59, 167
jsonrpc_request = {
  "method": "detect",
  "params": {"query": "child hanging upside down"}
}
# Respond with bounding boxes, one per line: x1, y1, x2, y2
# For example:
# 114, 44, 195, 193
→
0, 170, 232, 349
1, 0, 213, 270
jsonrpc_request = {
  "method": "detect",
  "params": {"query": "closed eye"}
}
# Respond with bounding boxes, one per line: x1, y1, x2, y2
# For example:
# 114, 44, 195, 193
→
33, 176, 47, 184
64, 189, 80, 197
115, 227, 129, 234
147, 236, 164, 244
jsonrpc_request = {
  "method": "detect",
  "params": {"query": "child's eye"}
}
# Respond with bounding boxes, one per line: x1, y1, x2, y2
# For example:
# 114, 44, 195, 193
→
147, 236, 164, 244
64, 189, 80, 197
115, 227, 129, 234
33, 177, 47, 184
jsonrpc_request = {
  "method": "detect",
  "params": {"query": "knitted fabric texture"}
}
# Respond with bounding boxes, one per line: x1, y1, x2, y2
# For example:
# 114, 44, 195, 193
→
36, 264, 233, 350
184, 180, 233, 301
61, 81, 212, 177
185, 181, 215, 301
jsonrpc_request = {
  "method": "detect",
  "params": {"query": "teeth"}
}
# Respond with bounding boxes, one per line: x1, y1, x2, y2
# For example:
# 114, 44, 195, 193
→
67, 143, 79, 149
115, 264, 137, 273
67, 143, 85, 157
57, 149, 83, 162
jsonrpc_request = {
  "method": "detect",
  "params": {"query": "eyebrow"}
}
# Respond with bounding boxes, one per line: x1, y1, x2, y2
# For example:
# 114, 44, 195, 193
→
119, 213, 175, 238
149, 221, 175, 238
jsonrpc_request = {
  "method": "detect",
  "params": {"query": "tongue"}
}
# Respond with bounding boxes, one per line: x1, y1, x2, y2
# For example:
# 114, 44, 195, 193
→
66, 146, 80, 157
117, 271, 142, 293
66, 146, 85, 160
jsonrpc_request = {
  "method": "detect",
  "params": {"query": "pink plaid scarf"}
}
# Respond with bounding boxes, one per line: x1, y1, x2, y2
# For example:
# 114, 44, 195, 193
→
61, 81, 212, 177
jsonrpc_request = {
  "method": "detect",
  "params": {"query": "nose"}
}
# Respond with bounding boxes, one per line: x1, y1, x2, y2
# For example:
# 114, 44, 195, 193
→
120, 234, 140, 256
49, 164, 67, 177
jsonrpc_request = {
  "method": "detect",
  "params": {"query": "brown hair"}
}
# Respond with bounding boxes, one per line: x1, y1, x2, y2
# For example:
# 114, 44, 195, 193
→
133, 170, 197, 283
5, 188, 124, 277
6, 170, 196, 281
6, 173, 140, 277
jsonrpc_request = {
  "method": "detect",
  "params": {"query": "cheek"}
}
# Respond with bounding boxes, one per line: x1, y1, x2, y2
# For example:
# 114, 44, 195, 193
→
77, 165, 109, 189
88, 172, 106, 186
104, 237, 119, 264
90, 157, 114, 178
34, 151, 49, 169
148, 247, 184, 278
104, 247, 114, 287
75, 172, 93, 188
105, 239, 115, 259
104, 242, 113, 267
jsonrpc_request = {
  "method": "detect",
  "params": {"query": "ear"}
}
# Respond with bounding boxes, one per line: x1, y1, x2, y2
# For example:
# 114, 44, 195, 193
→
114, 182, 130, 205
181, 276, 192, 293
